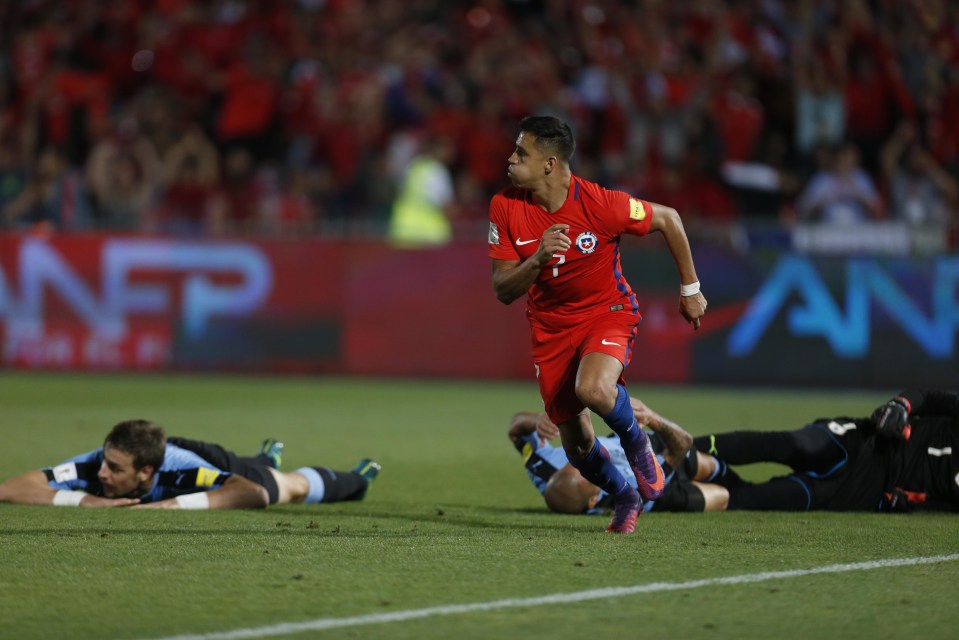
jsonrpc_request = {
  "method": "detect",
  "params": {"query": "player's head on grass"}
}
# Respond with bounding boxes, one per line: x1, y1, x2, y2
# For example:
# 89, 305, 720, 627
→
543, 464, 601, 514
101, 419, 166, 498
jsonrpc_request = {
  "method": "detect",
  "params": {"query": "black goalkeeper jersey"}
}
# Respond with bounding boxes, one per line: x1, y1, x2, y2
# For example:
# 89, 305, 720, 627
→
825, 390, 959, 512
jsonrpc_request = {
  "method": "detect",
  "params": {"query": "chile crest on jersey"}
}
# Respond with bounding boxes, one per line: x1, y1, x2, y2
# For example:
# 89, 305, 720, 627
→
575, 231, 598, 254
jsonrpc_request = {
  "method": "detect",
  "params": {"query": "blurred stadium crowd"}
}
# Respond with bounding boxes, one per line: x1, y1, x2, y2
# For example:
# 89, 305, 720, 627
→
0, 0, 956, 246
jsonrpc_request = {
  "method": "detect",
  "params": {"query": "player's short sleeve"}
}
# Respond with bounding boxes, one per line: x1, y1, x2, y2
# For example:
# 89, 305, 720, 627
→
43, 449, 103, 491
488, 195, 519, 261
610, 189, 654, 237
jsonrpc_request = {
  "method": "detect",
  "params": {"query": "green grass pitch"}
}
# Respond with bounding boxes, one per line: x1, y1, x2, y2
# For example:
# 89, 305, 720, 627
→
1, 372, 957, 640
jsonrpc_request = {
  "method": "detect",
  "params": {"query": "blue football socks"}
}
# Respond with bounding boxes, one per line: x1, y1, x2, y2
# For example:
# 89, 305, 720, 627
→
602, 384, 646, 451
568, 439, 634, 500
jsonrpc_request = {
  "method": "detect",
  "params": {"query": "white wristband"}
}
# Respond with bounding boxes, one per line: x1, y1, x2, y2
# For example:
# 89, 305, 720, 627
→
680, 281, 701, 297
175, 492, 210, 510
52, 490, 86, 506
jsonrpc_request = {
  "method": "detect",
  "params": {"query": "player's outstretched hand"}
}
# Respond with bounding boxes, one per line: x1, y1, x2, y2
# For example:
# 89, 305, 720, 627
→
130, 499, 180, 509
871, 398, 912, 440
882, 487, 925, 512
679, 291, 707, 330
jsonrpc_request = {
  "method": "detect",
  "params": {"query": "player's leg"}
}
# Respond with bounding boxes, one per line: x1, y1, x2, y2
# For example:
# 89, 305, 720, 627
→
696, 482, 730, 511
275, 460, 381, 505
558, 413, 634, 499
694, 424, 846, 475
269, 468, 307, 504
652, 479, 729, 512
534, 321, 641, 533
575, 315, 664, 501
576, 354, 664, 501
726, 476, 813, 511
687, 446, 746, 488
558, 413, 641, 533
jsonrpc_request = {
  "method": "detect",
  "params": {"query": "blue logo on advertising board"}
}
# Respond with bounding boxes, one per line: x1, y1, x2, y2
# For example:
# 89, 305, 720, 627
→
727, 255, 959, 359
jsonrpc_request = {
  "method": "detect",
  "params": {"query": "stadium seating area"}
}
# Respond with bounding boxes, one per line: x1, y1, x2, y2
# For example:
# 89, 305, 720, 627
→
0, 0, 956, 245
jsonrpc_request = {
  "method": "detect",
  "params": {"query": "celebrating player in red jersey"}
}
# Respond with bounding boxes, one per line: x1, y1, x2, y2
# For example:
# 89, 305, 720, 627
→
488, 116, 708, 533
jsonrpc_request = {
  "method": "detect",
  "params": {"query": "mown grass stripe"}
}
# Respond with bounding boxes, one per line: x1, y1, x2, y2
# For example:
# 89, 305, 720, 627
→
139, 554, 959, 640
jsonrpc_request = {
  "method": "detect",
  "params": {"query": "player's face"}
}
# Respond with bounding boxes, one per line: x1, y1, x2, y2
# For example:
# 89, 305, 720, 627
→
98, 446, 152, 498
507, 132, 547, 188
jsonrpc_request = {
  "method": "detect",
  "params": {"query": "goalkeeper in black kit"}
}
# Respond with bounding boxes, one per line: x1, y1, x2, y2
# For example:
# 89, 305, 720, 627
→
690, 390, 959, 513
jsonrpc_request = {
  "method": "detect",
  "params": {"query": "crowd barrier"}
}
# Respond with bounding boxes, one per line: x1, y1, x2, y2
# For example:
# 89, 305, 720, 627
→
1, 233, 955, 389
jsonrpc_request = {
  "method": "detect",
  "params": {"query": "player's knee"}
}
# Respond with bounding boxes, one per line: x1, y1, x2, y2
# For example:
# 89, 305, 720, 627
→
574, 381, 615, 414
269, 468, 309, 504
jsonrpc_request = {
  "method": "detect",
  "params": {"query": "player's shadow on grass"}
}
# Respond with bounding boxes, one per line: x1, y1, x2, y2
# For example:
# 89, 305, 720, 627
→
266, 502, 606, 533
0, 504, 606, 537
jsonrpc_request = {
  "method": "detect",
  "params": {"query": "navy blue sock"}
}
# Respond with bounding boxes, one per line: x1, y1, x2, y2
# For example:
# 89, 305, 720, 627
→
602, 385, 645, 451
567, 439, 633, 500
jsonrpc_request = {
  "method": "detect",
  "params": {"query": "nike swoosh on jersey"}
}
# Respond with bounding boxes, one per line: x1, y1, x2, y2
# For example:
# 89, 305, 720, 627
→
516, 238, 538, 245
601, 339, 622, 346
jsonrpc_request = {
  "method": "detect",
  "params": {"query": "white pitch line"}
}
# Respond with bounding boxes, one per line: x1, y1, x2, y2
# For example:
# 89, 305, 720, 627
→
139, 554, 959, 640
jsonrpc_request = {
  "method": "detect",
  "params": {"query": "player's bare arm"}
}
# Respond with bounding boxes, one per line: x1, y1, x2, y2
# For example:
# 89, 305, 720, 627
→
647, 202, 707, 330
630, 397, 694, 469
0, 470, 141, 507
492, 223, 571, 304
132, 475, 269, 510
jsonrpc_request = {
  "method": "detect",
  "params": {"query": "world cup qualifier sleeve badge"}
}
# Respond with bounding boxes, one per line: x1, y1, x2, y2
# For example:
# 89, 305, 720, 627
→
575, 231, 598, 254
488, 221, 499, 244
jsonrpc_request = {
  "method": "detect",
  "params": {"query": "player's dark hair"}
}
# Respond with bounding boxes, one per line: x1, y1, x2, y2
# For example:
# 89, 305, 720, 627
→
104, 420, 166, 470
518, 116, 575, 162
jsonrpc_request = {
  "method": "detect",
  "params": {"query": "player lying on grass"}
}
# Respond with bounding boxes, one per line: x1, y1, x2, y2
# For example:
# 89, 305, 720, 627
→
0, 419, 380, 509
690, 389, 959, 513
513, 390, 959, 515
509, 397, 728, 515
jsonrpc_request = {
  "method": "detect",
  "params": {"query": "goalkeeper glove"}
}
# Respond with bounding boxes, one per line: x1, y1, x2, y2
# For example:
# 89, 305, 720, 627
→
871, 397, 912, 440
882, 488, 926, 513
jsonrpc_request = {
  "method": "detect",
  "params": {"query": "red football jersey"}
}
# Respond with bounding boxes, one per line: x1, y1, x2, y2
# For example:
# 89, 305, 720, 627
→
488, 175, 654, 328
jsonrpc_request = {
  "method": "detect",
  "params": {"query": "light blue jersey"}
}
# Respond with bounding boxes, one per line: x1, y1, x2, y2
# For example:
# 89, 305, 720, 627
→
43, 444, 231, 503
514, 431, 673, 513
